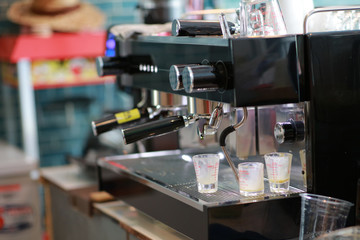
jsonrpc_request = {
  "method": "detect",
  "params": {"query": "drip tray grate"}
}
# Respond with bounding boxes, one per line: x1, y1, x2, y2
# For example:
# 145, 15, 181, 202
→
105, 152, 304, 205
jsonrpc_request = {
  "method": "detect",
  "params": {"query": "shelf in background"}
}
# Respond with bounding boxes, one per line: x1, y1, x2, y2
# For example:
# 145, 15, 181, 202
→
0, 31, 116, 89
0, 31, 107, 63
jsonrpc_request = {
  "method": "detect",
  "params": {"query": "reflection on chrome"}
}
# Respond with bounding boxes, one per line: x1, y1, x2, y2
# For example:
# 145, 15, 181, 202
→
181, 154, 192, 162
217, 152, 225, 160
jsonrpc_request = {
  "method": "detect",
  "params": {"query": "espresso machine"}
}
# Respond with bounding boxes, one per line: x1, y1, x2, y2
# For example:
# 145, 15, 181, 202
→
92, 7, 360, 240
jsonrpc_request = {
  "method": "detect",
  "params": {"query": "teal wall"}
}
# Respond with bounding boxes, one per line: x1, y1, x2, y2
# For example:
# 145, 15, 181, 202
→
314, 0, 360, 7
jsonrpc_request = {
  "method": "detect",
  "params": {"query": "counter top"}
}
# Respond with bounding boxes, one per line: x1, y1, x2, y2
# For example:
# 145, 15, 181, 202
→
0, 140, 37, 176
94, 201, 191, 240
41, 164, 191, 240
40, 164, 96, 191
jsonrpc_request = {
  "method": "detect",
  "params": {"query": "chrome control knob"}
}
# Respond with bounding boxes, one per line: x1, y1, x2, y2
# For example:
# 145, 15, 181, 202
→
169, 64, 197, 91
182, 65, 221, 93
274, 119, 305, 144
169, 65, 184, 91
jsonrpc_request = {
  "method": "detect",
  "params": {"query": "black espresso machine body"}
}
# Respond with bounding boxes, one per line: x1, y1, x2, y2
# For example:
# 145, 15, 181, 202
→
113, 34, 304, 107
96, 28, 360, 239
306, 30, 360, 225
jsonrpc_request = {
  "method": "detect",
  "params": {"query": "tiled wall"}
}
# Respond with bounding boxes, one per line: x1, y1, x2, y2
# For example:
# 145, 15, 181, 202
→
0, 81, 22, 148
34, 85, 133, 166
0, 67, 133, 167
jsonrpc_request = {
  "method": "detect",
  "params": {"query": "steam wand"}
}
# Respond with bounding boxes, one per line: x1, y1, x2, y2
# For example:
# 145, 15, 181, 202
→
219, 107, 248, 184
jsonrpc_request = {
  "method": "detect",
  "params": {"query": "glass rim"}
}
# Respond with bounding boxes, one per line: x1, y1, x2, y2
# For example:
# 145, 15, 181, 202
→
300, 193, 354, 207
264, 152, 293, 157
192, 153, 220, 159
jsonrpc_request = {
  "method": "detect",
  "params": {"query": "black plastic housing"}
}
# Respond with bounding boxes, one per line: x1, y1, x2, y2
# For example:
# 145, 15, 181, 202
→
306, 30, 360, 225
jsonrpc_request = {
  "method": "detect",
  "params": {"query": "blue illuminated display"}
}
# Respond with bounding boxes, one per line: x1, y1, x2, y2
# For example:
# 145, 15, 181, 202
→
105, 33, 116, 57
106, 39, 116, 50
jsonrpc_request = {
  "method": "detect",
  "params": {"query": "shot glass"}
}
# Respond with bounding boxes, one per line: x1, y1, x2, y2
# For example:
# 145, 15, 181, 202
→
192, 154, 220, 193
238, 162, 264, 197
264, 152, 292, 193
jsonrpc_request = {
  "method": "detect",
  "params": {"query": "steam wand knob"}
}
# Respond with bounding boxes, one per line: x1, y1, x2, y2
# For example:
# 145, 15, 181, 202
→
274, 119, 305, 144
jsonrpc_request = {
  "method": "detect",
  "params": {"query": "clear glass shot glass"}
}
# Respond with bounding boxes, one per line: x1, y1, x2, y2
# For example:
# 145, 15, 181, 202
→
192, 154, 220, 193
264, 152, 292, 193
238, 162, 264, 196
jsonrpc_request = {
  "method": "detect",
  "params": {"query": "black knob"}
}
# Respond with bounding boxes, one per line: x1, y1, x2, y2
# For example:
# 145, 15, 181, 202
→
96, 56, 128, 76
96, 55, 154, 76
172, 19, 236, 37
182, 65, 223, 93
274, 119, 305, 144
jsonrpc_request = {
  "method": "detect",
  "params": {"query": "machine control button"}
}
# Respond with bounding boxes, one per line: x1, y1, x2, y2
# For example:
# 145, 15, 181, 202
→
274, 119, 305, 144
169, 64, 197, 91
182, 64, 222, 93
96, 56, 127, 76
96, 55, 153, 77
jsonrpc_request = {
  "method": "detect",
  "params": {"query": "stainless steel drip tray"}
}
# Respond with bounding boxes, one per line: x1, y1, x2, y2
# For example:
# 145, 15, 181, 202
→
98, 149, 303, 210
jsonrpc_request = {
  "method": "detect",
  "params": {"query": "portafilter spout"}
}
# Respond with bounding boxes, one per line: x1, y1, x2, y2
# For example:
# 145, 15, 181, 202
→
207, 102, 224, 134
188, 98, 226, 139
